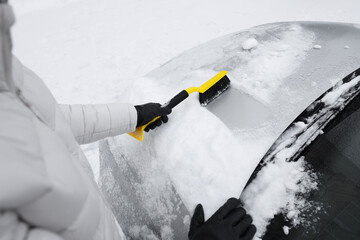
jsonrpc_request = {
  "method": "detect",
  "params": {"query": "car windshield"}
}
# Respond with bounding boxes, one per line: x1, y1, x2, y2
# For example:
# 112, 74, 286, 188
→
262, 91, 360, 239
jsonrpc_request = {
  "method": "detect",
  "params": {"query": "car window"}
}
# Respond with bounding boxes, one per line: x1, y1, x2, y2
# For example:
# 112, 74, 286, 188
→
262, 91, 360, 239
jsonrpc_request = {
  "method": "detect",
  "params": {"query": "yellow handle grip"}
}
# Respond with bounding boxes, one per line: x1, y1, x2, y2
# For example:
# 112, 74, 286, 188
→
128, 116, 161, 141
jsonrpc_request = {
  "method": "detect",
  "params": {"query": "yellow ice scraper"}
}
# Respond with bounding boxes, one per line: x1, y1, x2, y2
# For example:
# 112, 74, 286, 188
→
128, 71, 230, 141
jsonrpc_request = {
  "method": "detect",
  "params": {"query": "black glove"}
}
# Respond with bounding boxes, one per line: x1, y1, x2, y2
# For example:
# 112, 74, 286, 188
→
135, 103, 172, 132
189, 198, 257, 240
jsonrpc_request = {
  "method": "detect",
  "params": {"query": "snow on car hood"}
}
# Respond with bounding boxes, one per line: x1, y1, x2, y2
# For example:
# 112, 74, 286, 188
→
100, 22, 360, 238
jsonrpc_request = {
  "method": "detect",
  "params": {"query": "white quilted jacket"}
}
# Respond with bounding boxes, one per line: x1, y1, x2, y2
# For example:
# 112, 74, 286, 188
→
0, 4, 137, 240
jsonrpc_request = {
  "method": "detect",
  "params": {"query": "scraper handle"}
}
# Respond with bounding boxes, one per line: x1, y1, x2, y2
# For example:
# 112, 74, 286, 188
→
162, 90, 189, 109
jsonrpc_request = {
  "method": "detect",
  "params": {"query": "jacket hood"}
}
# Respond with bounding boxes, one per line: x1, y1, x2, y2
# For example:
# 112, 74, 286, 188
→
0, 3, 15, 93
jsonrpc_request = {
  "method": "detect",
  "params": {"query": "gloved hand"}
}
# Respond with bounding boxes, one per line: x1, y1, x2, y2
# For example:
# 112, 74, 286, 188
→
188, 198, 256, 240
135, 103, 172, 132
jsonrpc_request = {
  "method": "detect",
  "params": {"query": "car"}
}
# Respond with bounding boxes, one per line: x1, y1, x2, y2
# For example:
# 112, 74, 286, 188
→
98, 22, 360, 239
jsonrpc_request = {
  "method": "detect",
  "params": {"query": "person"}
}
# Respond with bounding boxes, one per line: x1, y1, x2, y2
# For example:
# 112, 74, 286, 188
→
0, 2, 256, 239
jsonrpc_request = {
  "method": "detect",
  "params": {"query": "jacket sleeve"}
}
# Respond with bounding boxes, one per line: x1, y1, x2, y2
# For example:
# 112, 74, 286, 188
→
0, 211, 64, 240
59, 103, 138, 145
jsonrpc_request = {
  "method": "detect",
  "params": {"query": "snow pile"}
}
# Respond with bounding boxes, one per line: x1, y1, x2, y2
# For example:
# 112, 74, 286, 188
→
111, 76, 254, 217
241, 157, 318, 239
106, 23, 324, 232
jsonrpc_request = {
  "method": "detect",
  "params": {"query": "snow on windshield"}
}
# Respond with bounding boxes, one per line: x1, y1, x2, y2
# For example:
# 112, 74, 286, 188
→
241, 157, 319, 238
242, 74, 360, 239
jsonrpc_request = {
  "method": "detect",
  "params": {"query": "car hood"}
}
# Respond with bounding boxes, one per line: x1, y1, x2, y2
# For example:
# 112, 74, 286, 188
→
99, 22, 360, 236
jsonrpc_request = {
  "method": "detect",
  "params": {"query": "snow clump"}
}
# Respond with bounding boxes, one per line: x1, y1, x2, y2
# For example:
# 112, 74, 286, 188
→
242, 38, 259, 50
241, 156, 318, 239
283, 226, 289, 235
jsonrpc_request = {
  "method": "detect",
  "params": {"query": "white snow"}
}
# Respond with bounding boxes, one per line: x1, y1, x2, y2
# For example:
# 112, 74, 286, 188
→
231, 27, 315, 102
241, 157, 318, 239
242, 73, 360, 239
283, 226, 289, 235
242, 38, 259, 50
322, 76, 360, 105
129, 225, 159, 240
10, 0, 360, 239
107, 23, 319, 220
110, 80, 255, 216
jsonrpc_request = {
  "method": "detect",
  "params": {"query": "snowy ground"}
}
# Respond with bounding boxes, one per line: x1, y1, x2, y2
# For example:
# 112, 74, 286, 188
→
11, 0, 360, 239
